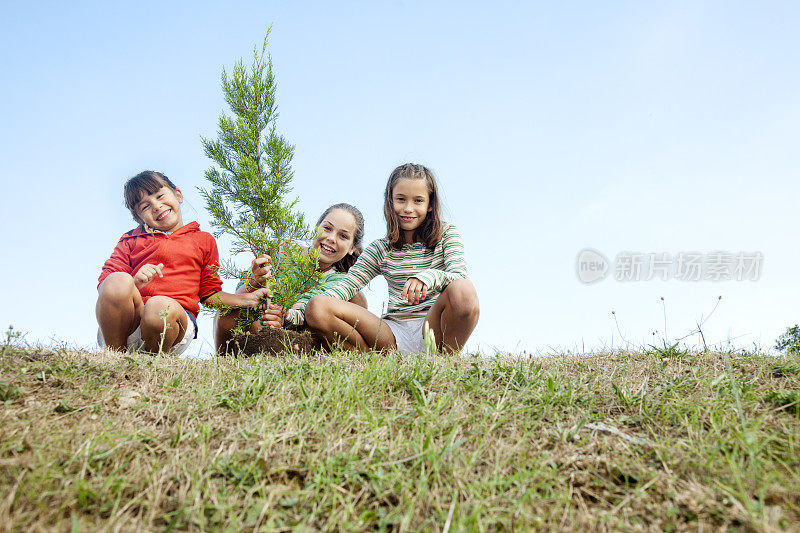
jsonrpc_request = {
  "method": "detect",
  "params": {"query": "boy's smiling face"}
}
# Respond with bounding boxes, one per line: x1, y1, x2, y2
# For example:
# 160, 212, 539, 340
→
136, 186, 184, 233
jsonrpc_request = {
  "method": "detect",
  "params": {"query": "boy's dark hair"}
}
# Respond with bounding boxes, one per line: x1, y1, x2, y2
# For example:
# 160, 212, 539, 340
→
383, 163, 443, 250
124, 170, 179, 224
316, 203, 365, 272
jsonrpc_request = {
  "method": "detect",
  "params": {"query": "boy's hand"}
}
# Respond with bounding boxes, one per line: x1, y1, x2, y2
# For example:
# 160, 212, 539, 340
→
134, 263, 164, 289
261, 304, 285, 328
238, 287, 272, 308
249, 254, 271, 288
401, 277, 428, 305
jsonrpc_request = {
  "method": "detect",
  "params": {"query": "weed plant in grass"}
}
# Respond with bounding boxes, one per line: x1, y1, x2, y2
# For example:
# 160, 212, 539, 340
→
1, 346, 799, 531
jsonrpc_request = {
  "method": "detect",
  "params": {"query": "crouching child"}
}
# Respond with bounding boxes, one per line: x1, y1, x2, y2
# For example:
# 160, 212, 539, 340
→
96, 170, 269, 355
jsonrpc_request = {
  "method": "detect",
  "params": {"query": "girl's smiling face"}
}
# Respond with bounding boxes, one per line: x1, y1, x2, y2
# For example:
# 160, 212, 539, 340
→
392, 178, 431, 243
313, 208, 358, 271
136, 186, 184, 233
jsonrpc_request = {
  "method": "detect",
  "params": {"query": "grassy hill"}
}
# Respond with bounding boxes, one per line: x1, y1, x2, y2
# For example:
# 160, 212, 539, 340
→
1, 343, 798, 531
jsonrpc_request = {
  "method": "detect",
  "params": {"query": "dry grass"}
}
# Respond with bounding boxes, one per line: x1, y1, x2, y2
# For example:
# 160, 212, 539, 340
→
1, 342, 799, 531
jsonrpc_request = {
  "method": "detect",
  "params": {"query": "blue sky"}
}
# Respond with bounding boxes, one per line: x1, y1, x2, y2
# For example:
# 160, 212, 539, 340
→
1, 1, 799, 356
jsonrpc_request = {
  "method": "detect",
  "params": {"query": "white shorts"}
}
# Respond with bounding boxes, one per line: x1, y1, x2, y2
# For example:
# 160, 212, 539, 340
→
384, 315, 427, 356
97, 309, 197, 356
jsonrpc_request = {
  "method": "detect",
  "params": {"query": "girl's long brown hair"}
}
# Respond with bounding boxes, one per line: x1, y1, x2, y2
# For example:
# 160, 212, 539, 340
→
316, 203, 365, 272
384, 163, 443, 250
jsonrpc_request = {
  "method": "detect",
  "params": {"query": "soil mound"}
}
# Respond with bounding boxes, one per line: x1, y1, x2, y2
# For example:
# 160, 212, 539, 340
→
227, 327, 321, 356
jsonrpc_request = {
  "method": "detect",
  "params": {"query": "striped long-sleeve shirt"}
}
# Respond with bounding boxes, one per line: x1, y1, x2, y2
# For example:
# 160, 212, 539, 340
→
285, 270, 347, 326
325, 223, 468, 319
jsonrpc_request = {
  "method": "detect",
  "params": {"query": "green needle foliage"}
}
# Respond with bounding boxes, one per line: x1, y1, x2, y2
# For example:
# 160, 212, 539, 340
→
199, 29, 322, 330
775, 324, 800, 355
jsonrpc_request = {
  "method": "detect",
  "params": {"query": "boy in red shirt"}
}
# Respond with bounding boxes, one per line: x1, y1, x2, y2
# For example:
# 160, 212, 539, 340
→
97, 170, 269, 355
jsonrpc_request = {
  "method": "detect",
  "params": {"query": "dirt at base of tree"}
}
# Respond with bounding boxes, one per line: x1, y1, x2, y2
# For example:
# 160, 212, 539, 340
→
227, 327, 321, 356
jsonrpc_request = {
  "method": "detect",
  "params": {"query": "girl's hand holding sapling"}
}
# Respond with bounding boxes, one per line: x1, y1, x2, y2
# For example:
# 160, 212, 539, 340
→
248, 254, 271, 289
260, 304, 285, 328
134, 263, 164, 289
236, 287, 272, 308
401, 277, 428, 305
206, 287, 273, 310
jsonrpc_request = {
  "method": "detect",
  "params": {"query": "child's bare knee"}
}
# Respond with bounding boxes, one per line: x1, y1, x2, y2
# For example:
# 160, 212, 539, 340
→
142, 297, 182, 324
305, 296, 331, 328
446, 279, 480, 319
98, 272, 136, 301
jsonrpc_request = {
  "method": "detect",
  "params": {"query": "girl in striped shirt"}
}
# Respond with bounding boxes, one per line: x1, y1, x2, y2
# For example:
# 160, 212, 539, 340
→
214, 203, 368, 353
305, 163, 480, 354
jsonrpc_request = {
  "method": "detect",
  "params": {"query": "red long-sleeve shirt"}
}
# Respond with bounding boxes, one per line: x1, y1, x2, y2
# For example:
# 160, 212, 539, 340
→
98, 222, 223, 317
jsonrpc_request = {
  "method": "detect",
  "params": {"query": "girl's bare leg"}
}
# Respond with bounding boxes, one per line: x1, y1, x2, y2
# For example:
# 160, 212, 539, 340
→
214, 310, 262, 354
96, 273, 144, 350
305, 295, 396, 352
213, 312, 237, 353
139, 296, 188, 353
425, 279, 480, 353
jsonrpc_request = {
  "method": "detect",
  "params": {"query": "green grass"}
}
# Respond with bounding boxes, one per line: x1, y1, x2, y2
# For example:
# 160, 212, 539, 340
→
1, 346, 799, 531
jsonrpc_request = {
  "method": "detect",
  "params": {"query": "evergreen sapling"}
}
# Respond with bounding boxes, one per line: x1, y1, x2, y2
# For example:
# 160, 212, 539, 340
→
199, 29, 322, 334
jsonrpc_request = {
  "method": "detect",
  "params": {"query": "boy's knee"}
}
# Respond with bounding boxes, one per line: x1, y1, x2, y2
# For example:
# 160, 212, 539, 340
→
446, 279, 480, 320
98, 272, 136, 301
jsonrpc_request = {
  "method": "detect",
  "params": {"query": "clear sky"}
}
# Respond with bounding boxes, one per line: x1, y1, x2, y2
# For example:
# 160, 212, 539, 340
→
2, 1, 799, 357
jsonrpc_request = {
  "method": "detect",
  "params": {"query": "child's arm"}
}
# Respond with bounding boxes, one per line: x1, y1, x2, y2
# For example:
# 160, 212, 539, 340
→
405, 224, 468, 299
323, 241, 384, 302
196, 233, 272, 311
199, 237, 272, 308
98, 236, 134, 287
285, 306, 303, 327
282, 289, 368, 326
203, 288, 271, 309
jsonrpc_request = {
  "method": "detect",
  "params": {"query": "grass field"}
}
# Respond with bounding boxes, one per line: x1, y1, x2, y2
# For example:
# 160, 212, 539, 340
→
1, 340, 799, 531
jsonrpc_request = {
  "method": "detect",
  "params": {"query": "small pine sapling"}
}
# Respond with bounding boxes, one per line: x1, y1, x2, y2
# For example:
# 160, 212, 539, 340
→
199, 29, 322, 333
